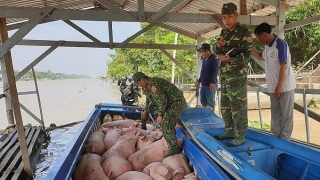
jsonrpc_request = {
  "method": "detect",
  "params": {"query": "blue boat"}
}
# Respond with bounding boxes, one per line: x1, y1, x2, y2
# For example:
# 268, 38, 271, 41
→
180, 107, 320, 180
47, 103, 229, 180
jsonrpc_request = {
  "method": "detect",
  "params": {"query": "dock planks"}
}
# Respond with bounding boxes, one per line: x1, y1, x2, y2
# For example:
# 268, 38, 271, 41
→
0, 127, 43, 180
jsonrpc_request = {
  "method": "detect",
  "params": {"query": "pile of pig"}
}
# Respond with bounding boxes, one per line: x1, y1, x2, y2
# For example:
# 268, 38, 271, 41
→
74, 114, 200, 180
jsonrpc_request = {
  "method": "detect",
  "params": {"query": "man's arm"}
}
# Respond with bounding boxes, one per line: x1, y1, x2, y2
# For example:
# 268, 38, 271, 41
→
230, 30, 253, 64
251, 47, 264, 61
151, 83, 167, 117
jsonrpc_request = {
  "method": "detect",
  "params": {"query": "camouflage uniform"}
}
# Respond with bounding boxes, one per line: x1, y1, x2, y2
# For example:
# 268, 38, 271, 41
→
212, 3, 253, 146
133, 72, 187, 157
140, 88, 157, 129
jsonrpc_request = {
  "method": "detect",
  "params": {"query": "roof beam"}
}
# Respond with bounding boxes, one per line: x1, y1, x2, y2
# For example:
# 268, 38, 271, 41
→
108, 21, 114, 49
155, 22, 197, 39
159, 46, 196, 81
284, 15, 320, 30
0, 7, 55, 59
258, 0, 291, 12
146, 0, 185, 21
120, 23, 155, 47
18, 39, 196, 50
96, 0, 136, 21
138, 0, 145, 21
63, 20, 107, 48
0, 7, 278, 25
197, 25, 219, 36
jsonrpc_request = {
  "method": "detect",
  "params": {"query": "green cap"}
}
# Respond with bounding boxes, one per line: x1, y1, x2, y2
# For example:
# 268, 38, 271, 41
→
132, 72, 147, 82
221, 3, 237, 14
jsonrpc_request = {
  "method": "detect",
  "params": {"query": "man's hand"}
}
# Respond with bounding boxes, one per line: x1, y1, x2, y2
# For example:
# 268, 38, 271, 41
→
216, 37, 226, 48
210, 83, 216, 90
218, 54, 231, 63
141, 110, 148, 119
274, 85, 282, 99
195, 81, 200, 89
157, 116, 163, 124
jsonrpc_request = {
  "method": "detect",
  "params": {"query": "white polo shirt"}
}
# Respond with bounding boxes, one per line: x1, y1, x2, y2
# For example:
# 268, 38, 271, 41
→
262, 35, 296, 93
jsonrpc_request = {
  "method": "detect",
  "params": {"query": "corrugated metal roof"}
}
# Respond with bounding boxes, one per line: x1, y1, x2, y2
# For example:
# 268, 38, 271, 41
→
1, 0, 307, 39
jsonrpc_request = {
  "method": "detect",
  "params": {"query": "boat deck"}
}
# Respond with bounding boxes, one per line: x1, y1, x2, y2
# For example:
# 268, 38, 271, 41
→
0, 127, 44, 180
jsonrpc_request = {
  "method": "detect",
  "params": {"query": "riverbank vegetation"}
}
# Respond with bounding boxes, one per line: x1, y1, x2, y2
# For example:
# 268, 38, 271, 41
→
13, 69, 90, 81
107, 0, 320, 80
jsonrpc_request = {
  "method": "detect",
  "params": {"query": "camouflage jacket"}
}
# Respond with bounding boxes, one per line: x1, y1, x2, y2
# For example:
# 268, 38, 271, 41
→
213, 23, 253, 77
143, 77, 184, 116
142, 88, 157, 113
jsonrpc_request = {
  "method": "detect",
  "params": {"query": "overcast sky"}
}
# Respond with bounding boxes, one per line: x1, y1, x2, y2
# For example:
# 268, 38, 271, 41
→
8, 21, 141, 77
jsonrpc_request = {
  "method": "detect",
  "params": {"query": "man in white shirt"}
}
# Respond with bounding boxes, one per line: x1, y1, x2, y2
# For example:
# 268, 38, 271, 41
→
252, 23, 296, 139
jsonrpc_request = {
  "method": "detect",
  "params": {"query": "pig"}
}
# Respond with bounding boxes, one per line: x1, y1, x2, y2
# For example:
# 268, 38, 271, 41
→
101, 119, 140, 129
128, 138, 183, 172
120, 127, 152, 136
115, 171, 153, 180
112, 115, 123, 121
136, 135, 155, 150
84, 131, 106, 156
162, 154, 192, 180
183, 173, 200, 180
149, 129, 163, 140
143, 162, 183, 180
103, 114, 112, 123
103, 127, 121, 151
74, 153, 110, 180
102, 131, 140, 180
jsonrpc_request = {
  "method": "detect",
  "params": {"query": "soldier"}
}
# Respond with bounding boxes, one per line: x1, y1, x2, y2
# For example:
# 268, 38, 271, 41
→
213, 2, 253, 146
133, 72, 187, 157
140, 88, 157, 130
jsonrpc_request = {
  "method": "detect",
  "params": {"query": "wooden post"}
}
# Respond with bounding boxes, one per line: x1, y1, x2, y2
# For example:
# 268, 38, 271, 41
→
239, 0, 248, 15
0, 18, 14, 126
0, 18, 33, 177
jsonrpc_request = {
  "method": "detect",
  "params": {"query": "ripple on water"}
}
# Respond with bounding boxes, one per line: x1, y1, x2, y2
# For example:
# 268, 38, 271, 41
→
34, 123, 82, 179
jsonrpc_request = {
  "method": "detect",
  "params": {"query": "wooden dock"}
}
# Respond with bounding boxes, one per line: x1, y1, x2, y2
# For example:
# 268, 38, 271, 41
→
0, 127, 44, 180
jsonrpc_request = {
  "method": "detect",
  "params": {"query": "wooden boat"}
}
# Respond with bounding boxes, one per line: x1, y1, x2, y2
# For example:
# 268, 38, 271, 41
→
46, 103, 229, 180
180, 107, 320, 180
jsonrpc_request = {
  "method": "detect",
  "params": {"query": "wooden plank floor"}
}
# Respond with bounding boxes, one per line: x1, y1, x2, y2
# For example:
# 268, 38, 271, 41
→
0, 127, 43, 180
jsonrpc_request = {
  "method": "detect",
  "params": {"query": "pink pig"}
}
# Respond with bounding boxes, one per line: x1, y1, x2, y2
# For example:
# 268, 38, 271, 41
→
162, 154, 192, 180
115, 171, 153, 180
102, 131, 140, 180
74, 153, 110, 180
136, 135, 155, 150
101, 119, 140, 129
128, 138, 183, 172
143, 162, 184, 180
103, 127, 121, 151
84, 131, 106, 156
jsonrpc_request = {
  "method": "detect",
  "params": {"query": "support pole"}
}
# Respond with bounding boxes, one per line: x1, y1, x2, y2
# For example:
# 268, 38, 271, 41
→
275, 0, 286, 38
171, 33, 178, 83
196, 36, 204, 107
0, 18, 14, 126
0, 18, 32, 177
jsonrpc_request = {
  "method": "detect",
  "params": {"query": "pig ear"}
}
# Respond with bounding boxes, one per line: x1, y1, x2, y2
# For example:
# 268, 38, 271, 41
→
157, 166, 169, 176
134, 130, 141, 136
173, 168, 184, 176
141, 136, 147, 140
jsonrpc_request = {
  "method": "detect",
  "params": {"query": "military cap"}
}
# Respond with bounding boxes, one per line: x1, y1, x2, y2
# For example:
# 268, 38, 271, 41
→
132, 72, 147, 82
221, 3, 237, 14
197, 43, 211, 52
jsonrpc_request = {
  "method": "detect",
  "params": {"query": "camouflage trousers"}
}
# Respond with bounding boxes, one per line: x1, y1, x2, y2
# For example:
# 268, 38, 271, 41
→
162, 100, 187, 150
220, 76, 248, 137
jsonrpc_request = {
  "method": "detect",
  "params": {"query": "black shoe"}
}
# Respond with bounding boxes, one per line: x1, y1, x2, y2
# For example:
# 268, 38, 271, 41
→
140, 124, 147, 130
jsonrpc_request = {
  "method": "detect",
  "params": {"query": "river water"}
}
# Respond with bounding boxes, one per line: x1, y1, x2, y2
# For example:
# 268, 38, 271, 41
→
0, 78, 319, 178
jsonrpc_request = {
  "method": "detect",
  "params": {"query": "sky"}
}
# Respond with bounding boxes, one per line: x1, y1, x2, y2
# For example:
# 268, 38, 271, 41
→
7, 21, 142, 77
